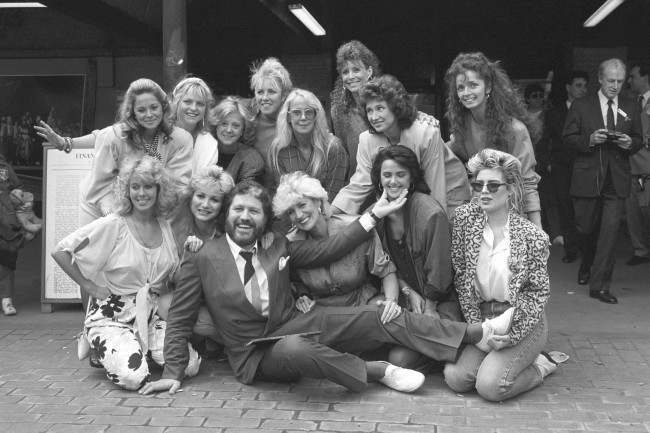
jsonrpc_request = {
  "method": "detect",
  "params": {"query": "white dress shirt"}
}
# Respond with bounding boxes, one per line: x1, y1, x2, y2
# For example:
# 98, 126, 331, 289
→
598, 90, 619, 128
475, 220, 511, 302
226, 234, 270, 317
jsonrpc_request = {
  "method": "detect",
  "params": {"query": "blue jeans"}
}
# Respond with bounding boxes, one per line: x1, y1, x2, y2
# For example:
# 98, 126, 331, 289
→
443, 313, 548, 402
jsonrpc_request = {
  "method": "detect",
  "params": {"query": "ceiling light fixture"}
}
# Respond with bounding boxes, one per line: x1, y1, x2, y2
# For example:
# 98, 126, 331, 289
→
583, 0, 625, 27
289, 3, 325, 36
0, 2, 45, 7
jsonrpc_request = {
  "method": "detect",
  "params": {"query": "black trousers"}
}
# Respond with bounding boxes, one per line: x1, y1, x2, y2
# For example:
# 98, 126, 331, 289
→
256, 304, 468, 392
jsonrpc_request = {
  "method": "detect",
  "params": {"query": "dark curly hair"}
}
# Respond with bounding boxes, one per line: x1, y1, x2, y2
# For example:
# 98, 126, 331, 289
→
330, 40, 381, 116
360, 75, 417, 134
223, 180, 273, 233
370, 146, 430, 198
444, 52, 541, 151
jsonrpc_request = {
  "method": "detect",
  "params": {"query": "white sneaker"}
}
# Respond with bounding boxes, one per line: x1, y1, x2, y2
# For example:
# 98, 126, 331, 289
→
552, 235, 565, 246
2, 298, 16, 316
485, 307, 515, 335
184, 343, 202, 378
533, 352, 559, 378
475, 321, 494, 352
378, 363, 425, 393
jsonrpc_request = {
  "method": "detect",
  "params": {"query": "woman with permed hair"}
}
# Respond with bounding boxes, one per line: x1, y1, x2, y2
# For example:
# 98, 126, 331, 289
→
169, 76, 219, 173
52, 156, 201, 391
209, 96, 265, 184
268, 89, 348, 201
332, 74, 470, 217
272, 171, 400, 320
36, 78, 193, 226
247, 57, 293, 188
444, 148, 566, 402
330, 40, 381, 177
445, 52, 542, 226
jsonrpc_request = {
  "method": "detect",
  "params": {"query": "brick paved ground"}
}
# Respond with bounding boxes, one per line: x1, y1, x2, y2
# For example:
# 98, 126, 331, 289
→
1, 234, 649, 433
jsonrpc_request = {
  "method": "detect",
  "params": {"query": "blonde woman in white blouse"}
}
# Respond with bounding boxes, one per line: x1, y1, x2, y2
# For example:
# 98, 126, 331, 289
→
445, 148, 563, 402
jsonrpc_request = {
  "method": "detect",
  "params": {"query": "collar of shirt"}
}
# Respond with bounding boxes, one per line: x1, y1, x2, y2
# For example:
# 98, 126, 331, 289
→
598, 90, 618, 126
225, 233, 258, 261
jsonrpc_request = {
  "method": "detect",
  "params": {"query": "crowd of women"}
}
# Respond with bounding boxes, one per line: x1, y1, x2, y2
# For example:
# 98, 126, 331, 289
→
34, 40, 567, 401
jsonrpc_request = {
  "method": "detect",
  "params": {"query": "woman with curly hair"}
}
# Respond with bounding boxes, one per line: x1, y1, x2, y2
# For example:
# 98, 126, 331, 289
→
209, 96, 265, 184
332, 74, 469, 216
247, 57, 293, 188
268, 89, 348, 201
52, 157, 200, 391
330, 40, 380, 177
36, 78, 193, 225
169, 76, 219, 173
444, 148, 564, 402
445, 52, 542, 226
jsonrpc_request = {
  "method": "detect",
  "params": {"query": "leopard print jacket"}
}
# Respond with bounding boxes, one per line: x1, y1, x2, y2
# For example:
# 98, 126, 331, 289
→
451, 200, 550, 345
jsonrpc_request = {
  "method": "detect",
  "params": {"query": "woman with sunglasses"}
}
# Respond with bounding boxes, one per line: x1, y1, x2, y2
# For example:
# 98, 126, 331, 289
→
444, 148, 562, 402
268, 89, 348, 201
445, 52, 542, 227
369, 146, 462, 370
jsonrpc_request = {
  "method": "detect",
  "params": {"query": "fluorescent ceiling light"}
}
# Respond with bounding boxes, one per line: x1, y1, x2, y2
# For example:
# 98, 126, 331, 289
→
289, 3, 325, 36
0, 2, 46, 7
583, 0, 625, 27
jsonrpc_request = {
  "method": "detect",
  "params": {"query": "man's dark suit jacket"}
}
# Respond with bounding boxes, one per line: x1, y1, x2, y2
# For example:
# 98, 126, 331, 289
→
562, 93, 643, 198
161, 219, 372, 384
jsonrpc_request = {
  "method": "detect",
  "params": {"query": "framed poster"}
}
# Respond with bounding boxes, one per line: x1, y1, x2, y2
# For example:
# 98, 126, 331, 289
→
0, 74, 86, 167
41, 145, 95, 310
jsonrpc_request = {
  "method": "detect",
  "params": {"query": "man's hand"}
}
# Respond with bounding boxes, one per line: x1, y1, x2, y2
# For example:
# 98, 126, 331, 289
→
487, 334, 512, 351
377, 299, 402, 324
295, 295, 315, 313
139, 379, 182, 395
614, 133, 632, 150
590, 129, 608, 146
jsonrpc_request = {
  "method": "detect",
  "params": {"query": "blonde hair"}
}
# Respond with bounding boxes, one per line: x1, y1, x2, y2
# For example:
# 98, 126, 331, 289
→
113, 156, 178, 217
249, 57, 293, 114
169, 76, 214, 133
188, 165, 235, 198
467, 148, 524, 214
272, 171, 331, 217
268, 89, 332, 178
208, 96, 255, 144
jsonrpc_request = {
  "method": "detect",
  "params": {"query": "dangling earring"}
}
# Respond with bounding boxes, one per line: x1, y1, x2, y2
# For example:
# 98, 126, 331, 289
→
486, 92, 491, 99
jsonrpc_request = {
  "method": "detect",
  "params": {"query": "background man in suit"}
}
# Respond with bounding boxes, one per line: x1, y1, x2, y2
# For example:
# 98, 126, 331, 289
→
625, 62, 650, 266
563, 58, 643, 304
140, 181, 501, 395
539, 71, 589, 263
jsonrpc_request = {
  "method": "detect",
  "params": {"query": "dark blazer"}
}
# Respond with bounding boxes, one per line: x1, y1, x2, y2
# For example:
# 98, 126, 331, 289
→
161, 219, 372, 383
539, 102, 574, 168
375, 192, 452, 302
562, 93, 643, 197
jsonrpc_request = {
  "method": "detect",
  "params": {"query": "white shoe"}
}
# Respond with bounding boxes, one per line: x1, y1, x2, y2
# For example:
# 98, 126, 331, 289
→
184, 344, 202, 378
485, 307, 515, 335
533, 352, 559, 378
475, 321, 494, 352
378, 363, 425, 393
552, 235, 565, 246
2, 298, 16, 316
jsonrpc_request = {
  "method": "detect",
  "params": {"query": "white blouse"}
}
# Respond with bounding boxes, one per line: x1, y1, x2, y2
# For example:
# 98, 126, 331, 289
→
474, 220, 511, 302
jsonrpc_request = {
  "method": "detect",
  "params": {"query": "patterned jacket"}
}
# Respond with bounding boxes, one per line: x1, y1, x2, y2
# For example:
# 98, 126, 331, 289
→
451, 201, 550, 345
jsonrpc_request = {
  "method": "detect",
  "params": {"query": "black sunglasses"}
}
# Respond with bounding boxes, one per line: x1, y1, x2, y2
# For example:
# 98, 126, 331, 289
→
470, 181, 507, 193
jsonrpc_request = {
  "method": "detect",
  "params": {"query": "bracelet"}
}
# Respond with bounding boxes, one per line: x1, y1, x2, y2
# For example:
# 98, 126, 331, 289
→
401, 286, 412, 296
63, 137, 72, 153
369, 210, 382, 223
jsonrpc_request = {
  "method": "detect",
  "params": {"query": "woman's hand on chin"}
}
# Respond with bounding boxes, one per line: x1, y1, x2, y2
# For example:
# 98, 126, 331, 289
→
371, 189, 408, 219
